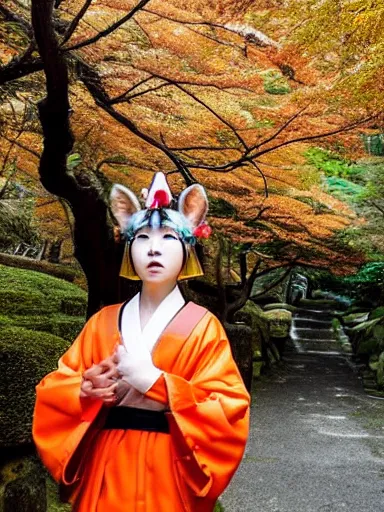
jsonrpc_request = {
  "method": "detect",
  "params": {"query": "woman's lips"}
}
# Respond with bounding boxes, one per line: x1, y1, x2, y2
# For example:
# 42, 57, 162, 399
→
147, 261, 164, 268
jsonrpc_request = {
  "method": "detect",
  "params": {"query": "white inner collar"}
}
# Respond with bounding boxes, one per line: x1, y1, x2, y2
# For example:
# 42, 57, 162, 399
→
121, 286, 185, 352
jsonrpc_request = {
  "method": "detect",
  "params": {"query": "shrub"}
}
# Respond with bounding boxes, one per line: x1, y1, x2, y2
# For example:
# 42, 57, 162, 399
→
0, 326, 70, 447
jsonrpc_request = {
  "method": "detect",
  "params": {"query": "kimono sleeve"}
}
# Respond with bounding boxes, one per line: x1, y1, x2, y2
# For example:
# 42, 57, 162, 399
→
32, 312, 103, 483
146, 314, 250, 500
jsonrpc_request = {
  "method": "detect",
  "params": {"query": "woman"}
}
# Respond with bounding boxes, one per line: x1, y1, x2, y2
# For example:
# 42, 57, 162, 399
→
33, 172, 250, 512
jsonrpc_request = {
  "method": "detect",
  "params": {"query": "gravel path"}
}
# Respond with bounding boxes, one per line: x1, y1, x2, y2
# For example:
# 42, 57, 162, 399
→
221, 352, 384, 512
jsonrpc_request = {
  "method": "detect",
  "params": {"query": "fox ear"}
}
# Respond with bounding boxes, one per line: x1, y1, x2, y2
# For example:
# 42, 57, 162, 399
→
110, 184, 141, 232
178, 184, 208, 228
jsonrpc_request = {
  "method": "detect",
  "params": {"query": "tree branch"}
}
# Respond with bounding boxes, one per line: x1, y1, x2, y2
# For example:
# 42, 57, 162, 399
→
174, 83, 248, 150
251, 266, 294, 300
60, 0, 93, 47
63, 0, 152, 51
248, 107, 308, 153
77, 59, 197, 186
109, 76, 153, 104
252, 114, 378, 160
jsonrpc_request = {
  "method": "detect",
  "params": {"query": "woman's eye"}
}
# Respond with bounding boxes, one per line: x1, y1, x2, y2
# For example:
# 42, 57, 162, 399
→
136, 234, 149, 240
164, 234, 178, 240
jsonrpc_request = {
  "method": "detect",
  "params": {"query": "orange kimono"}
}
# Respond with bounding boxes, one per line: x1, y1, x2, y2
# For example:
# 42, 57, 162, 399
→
33, 300, 250, 512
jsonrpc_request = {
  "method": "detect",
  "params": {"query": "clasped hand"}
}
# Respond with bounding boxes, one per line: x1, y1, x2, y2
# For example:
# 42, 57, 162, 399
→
80, 343, 161, 403
80, 354, 119, 404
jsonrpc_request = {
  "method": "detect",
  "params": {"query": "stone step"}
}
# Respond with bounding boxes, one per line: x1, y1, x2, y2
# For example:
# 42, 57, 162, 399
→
293, 318, 334, 329
291, 335, 339, 343
291, 327, 337, 341
294, 339, 342, 352
297, 298, 345, 310
294, 309, 335, 321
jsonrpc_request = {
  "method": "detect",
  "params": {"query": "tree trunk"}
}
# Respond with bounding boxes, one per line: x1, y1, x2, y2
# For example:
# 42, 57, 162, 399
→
31, 0, 138, 317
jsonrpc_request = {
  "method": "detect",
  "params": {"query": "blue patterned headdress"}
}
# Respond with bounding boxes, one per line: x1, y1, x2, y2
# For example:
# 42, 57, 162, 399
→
125, 207, 196, 245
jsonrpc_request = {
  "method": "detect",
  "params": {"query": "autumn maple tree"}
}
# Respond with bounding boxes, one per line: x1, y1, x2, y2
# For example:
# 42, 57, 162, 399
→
0, 0, 379, 316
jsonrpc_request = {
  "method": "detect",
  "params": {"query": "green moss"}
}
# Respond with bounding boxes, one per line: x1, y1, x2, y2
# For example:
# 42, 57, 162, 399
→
0, 264, 86, 316
214, 501, 225, 512
262, 70, 291, 95
0, 456, 46, 511
264, 309, 292, 338
47, 477, 71, 512
235, 301, 269, 353
0, 326, 70, 447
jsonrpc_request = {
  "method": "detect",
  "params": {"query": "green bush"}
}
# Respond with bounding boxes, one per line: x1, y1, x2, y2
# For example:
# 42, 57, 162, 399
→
305, 147, 366, 181
0, 264, 87, 447
0, 326, 70, 447
60, 296, 87, 316
50, 314, 84, 341
0, 314, 84, 342
0, 289, 58, 315
0, 263, 87, 316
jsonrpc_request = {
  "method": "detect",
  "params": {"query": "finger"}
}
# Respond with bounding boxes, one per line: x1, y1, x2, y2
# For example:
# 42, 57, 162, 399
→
83, 358, 116, 380
88, 369, 116, 386
90, 376, 117, 389
101, 365, 119, 379
87, 383, 118, 397
80, 379, 94, 397
83, 365, 103, 378
81, 379, 93, 393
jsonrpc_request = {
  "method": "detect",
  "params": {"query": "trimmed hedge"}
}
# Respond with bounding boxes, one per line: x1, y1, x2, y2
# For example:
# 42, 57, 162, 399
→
0, 314, 85, 342
0, 326, 70, 447
0, 264, 86, 448
0, 264, 87, 317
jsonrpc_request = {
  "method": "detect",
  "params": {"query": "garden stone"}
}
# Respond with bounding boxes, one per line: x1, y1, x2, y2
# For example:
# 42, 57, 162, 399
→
224, 322, 253, 391
263, 308, 292, 338
0, 455, 46, 512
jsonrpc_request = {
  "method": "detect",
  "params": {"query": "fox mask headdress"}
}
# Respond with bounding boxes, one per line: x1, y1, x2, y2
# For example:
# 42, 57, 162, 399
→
110, 172, 211, 280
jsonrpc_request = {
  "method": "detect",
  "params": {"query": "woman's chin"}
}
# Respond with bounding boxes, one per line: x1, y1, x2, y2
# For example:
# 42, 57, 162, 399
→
141, 272, 176, 285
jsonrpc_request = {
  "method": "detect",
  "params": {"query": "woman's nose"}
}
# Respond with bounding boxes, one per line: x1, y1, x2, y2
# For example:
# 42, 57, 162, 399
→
148, 237, 161, 256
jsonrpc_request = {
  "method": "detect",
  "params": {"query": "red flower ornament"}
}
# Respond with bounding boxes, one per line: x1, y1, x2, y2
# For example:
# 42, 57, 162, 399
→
150, 189, 170, 209
193, 222, 212, 239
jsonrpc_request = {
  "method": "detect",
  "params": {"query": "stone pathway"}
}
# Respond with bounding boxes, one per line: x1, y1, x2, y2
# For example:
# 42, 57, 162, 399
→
221, 352, 384, 512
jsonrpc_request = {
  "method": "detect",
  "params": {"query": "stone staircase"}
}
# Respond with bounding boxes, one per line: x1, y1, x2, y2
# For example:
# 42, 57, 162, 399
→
289, 299, 350, 354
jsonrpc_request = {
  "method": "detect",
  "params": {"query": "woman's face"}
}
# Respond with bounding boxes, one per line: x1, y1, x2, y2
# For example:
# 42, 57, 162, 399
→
130, 226, 184, 285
